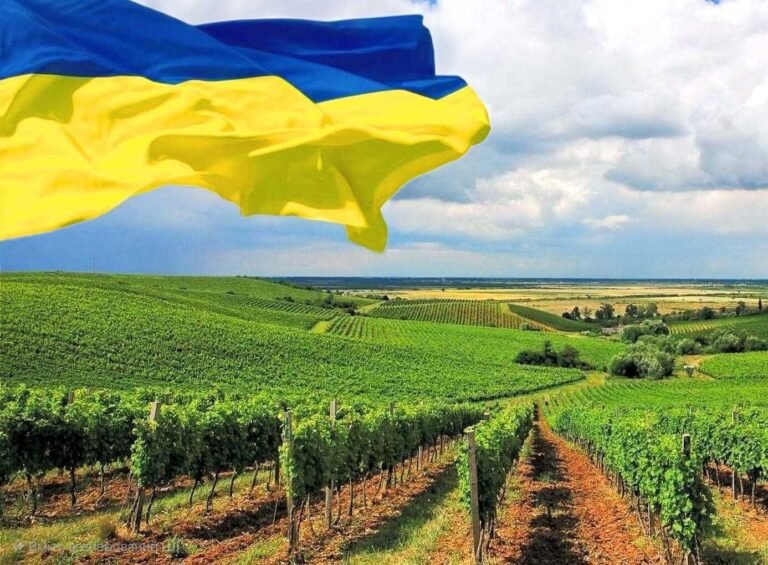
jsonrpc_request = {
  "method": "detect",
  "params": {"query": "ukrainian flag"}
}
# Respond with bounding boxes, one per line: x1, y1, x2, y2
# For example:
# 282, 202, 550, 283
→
0, 0, 489, 250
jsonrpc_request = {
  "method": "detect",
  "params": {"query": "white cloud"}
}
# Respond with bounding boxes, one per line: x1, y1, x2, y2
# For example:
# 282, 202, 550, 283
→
583, 215, 633, 231
630, 188, 768, 235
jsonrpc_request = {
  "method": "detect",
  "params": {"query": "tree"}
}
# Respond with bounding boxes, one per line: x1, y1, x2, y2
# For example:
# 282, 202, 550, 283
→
644, 303, 659, 317
735, 301, 747, 316
582, 306, 593, 321
758, 298, 763, 311
625, 304, 640, 318
596, 303, 615, 320
699, 307, 715, 320
571, 306, 581, 319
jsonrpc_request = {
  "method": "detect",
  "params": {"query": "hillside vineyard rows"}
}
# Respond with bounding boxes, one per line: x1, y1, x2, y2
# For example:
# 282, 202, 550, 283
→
0, 273, 767, 563
545, 374, 768, 555
365, 299, 550, 330
2, 275, 613, 403
669, 314, 768, 338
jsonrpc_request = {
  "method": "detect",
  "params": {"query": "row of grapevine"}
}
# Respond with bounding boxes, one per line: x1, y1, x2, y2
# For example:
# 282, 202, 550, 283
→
367, 299, 538, 330
0, 384, 485, 544
654, 406, 768, 505
550, 406, 713, 561
668, 313, 768, 338
0, 386, 334, 522
326, 316, 377, 339
281, 403, 484, 552
699, 351, 768, 380
457, 402, 534, 561
128, 398, 281, 531
0, 389, 142, 513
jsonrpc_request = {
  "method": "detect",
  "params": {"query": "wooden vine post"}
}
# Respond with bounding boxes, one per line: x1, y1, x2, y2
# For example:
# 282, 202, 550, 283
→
731, 409, 738, 499
681, 433, 694, 564
466, 429, 482, 564
283, 410, 298, 552
325, 399, 337, 528
131, 401, 161, 533
387, 402, 396, 488
149, 400, 161, 422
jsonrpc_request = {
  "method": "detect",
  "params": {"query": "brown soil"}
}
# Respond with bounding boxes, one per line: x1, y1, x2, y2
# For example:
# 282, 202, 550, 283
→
490, 419, 665, 564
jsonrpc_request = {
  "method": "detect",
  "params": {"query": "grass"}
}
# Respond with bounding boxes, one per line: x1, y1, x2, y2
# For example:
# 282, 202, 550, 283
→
234, 536, 285, 564
702, 490, 768, 564
343, 466, 466, 565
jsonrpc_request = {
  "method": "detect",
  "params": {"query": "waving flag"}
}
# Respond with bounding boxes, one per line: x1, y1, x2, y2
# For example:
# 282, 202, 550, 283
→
0, 0, 489, 251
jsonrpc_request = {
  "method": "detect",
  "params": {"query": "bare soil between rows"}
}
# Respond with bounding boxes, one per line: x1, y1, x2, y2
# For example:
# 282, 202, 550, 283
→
489, 419, 665, 564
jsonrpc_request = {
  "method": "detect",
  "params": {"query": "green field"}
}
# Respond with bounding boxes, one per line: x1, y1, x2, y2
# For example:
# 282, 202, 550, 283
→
327, 314, 622, 370
0, 273, 616, 403
699, 351, 768, 379
507, 303, 596, 332
668, 312, 768, 337
365, 298, 549, 330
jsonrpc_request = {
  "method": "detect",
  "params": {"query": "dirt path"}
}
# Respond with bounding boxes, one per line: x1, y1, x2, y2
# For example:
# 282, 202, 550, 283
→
490, 419, 664, 564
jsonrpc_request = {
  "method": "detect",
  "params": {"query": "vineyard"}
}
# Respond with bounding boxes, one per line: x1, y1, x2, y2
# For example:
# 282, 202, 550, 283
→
366, 299, 549, 330
699, 351, 768, 379
325, 314, 623, 371
1, 273, 767, 563
668, 312, 768, 338
543, 373, 768, 562
1, 275, 608, 403
508, 304, 596, 332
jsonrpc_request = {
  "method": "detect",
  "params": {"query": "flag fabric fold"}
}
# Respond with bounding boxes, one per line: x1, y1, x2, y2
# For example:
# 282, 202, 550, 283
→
0, 0, 489, 250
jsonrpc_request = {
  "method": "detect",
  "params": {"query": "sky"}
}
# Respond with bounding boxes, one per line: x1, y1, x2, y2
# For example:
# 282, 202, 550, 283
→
2, 0, 768, 278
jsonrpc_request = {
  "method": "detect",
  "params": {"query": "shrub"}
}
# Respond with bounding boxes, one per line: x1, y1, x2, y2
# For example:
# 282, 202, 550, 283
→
621, 319, 670, 343
609, 342, 675, 379
710, 332, 744, 353
676, 338, 699, 355
637, 334, 678, 354
744, 335, 768, 352
515, 341, 591, 370
95, 517, 117, 541
695, 328, 768, 354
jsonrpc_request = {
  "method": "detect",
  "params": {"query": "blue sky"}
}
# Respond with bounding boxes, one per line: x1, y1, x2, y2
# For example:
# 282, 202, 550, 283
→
2, 0, 767, 277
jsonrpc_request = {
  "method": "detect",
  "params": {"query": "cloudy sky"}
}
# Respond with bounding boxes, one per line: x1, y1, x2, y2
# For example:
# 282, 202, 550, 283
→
2, 0, 767, 277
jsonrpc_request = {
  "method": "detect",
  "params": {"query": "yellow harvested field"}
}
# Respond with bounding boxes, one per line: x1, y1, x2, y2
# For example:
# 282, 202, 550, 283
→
351, 284, 766, 315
